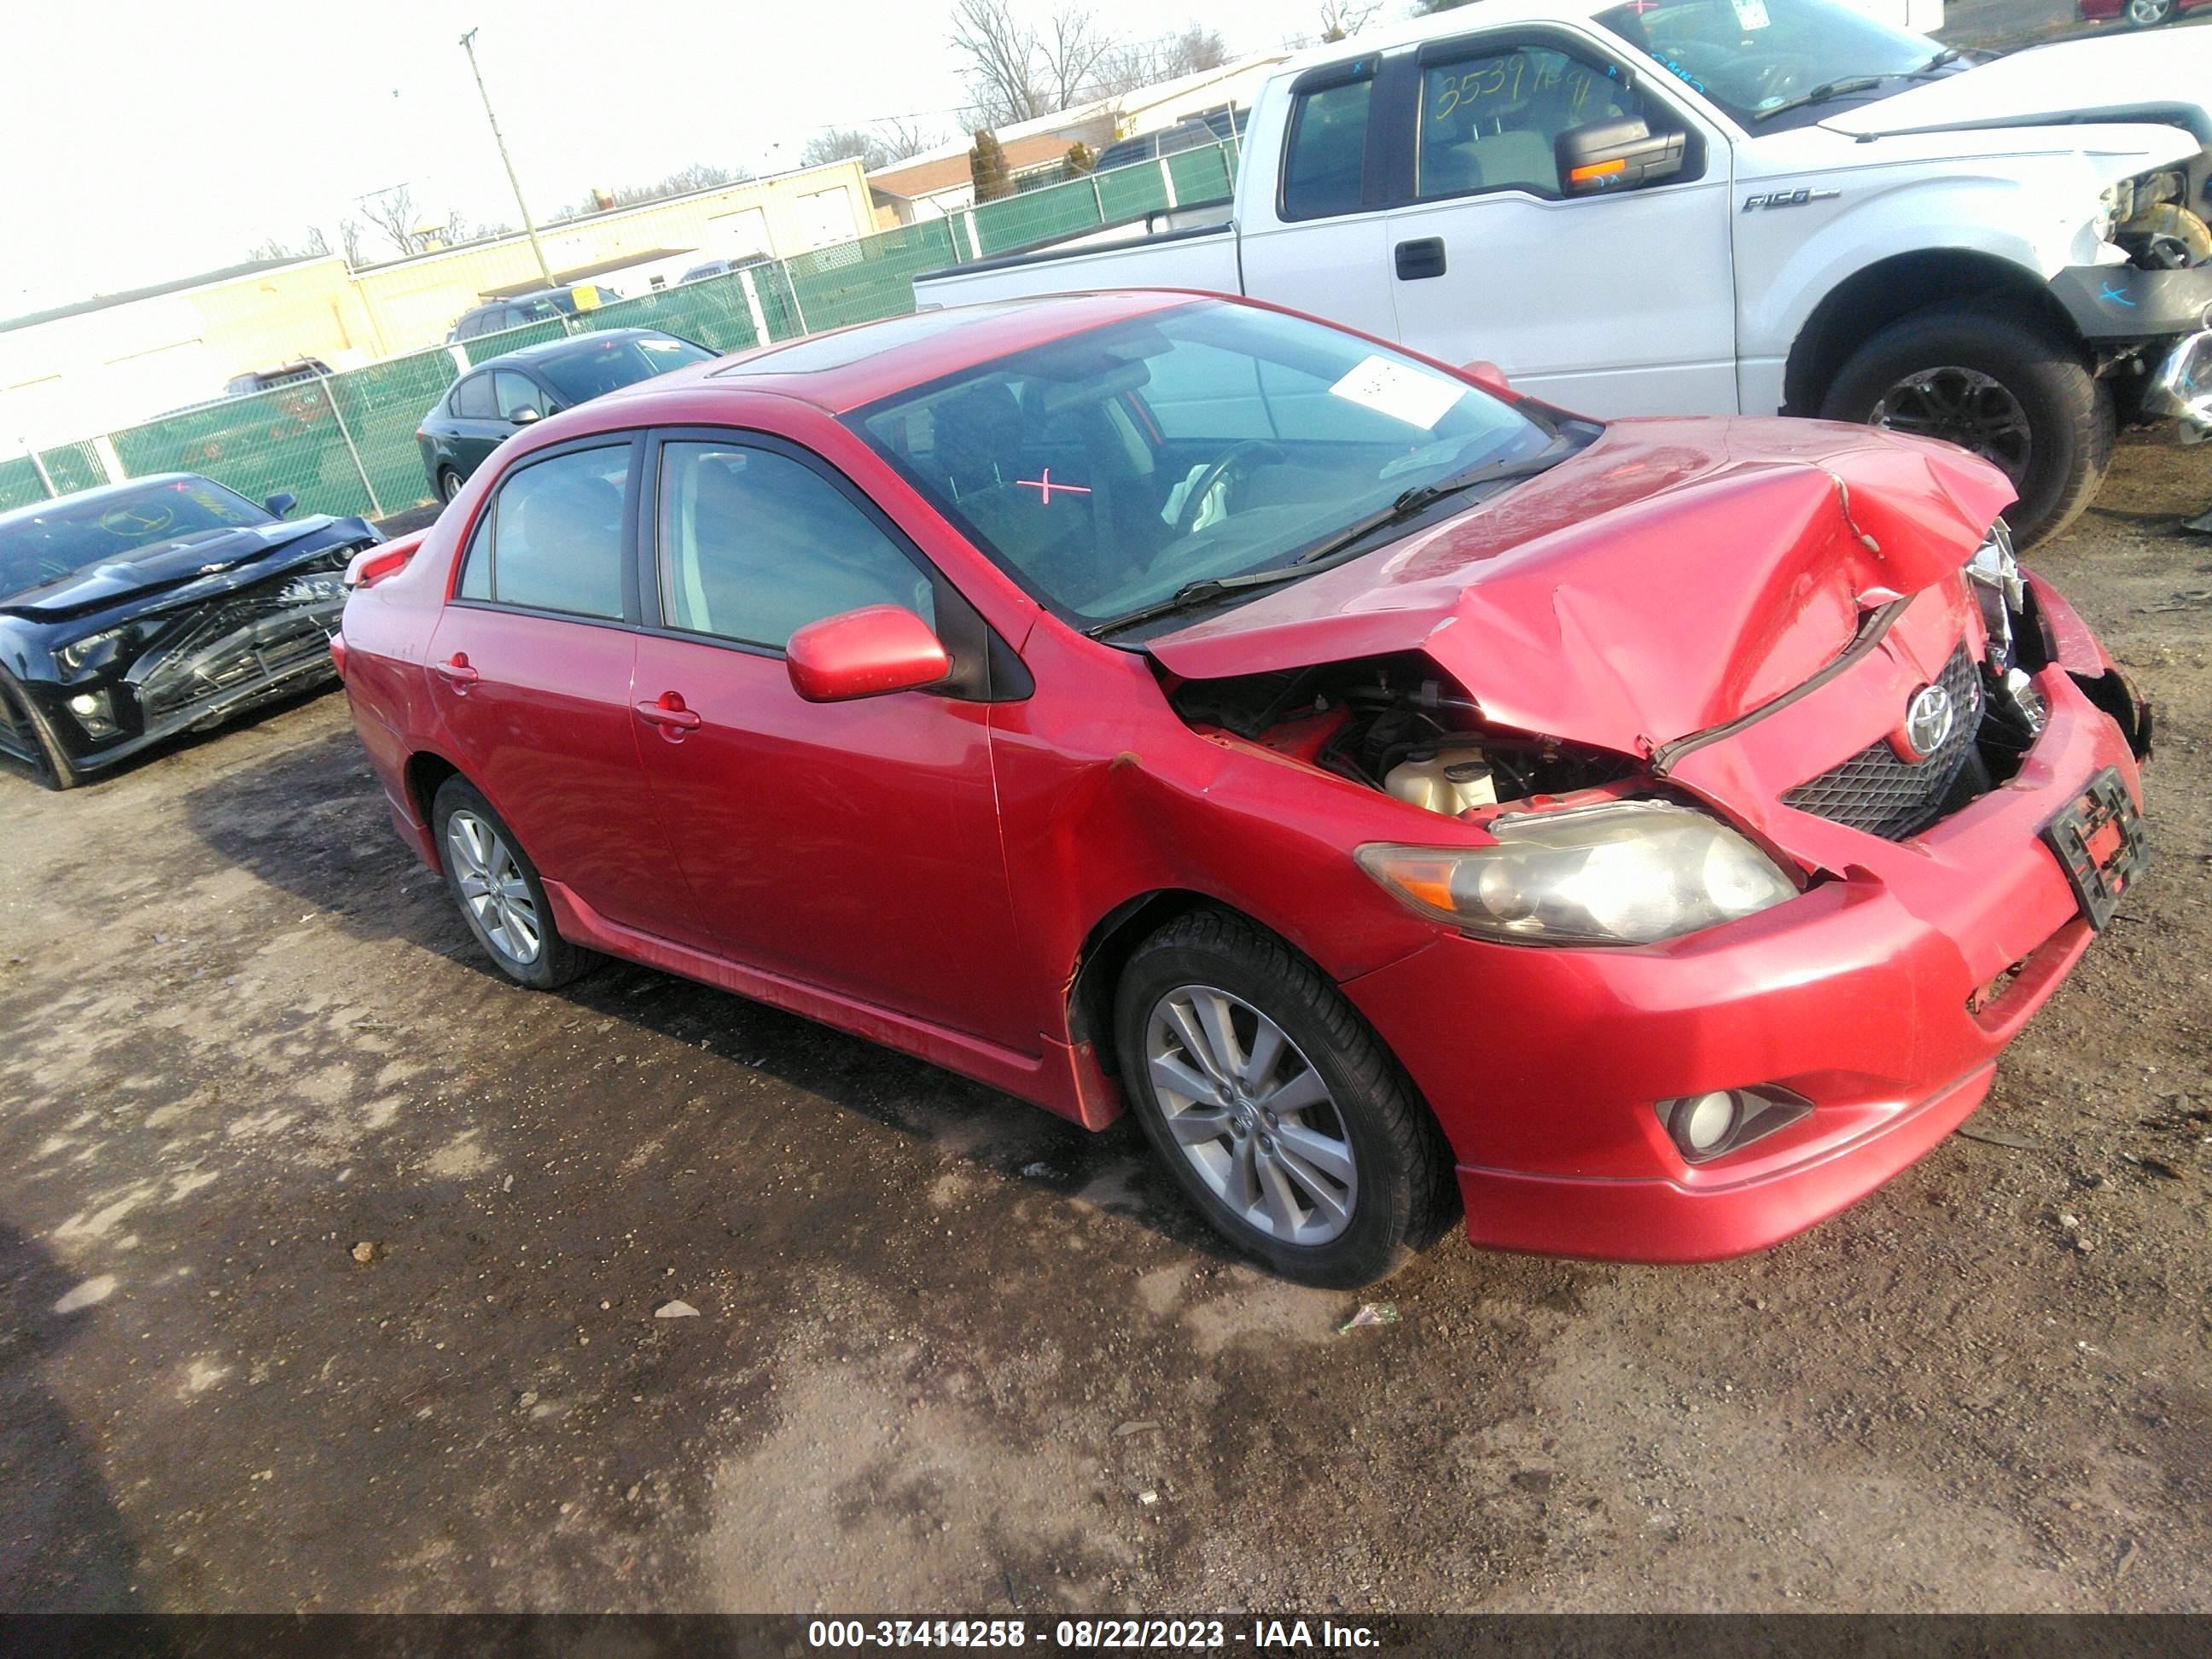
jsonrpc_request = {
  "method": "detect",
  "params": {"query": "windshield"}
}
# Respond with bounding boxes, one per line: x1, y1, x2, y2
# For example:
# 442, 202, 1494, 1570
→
0, 477, 269, 599
1595, 0, 1936, 127
848, 301, 1560, 628
538, 335, 715, 404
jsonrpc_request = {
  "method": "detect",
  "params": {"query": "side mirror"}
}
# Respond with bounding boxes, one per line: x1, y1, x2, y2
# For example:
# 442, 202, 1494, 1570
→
510, 406, 543, 425
1460, 360, 1512, 399
1555, 118, 1686, 196
265, 491, 298, 518
786, 605, 951, 703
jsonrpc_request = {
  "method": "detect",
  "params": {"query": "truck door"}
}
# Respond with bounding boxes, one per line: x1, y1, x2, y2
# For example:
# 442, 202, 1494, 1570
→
1377, 29, 1738, 417
1235, 56, 1405, 342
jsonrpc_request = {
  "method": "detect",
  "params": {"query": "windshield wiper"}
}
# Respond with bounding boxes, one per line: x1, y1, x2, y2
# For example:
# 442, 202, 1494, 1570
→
1911, 47, 1964, 78
1089, 441, 1575, 639
1750, 76, 1889, 122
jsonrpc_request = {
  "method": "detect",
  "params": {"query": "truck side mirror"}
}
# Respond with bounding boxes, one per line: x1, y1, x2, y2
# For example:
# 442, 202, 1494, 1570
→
265, 492, 298, 518
1460, 360, 1512, 398
1556, 119, 1686, 196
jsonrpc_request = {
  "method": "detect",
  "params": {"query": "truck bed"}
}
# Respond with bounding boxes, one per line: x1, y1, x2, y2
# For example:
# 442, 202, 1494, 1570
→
913, 217, 1242, 309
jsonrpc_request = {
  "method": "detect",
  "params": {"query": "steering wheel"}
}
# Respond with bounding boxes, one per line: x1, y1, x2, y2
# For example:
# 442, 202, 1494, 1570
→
1173, 441, 1285, 539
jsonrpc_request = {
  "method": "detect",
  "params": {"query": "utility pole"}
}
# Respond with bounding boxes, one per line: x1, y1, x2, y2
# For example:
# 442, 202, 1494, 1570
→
460, 27, 556, 289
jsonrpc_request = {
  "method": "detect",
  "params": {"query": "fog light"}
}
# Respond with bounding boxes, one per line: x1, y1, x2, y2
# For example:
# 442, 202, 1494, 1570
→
1678, 1091, 1738, 1153
1659, 1085, 1813, 1164
66, 690, 119, 738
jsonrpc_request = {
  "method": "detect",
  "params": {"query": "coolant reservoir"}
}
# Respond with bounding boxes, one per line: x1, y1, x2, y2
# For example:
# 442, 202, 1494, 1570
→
1384, 747, 1497, 817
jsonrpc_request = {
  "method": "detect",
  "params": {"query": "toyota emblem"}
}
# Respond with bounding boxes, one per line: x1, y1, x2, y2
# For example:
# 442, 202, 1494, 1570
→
1898, 683, 1955, 761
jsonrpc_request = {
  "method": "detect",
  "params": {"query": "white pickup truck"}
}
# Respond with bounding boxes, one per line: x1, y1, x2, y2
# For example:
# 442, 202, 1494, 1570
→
915, 0, 2212, 544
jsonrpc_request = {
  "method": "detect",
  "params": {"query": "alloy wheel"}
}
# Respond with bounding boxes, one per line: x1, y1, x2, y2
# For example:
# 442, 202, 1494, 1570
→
1144, 984, 1358, 1245
2125, 0, 2174, 23
446, 810, 542, 965
1869, 365, 2034, 485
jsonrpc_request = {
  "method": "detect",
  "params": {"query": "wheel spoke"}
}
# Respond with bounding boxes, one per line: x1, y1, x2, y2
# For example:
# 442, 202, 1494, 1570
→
1223, 1131, 1260, 1214
1258, 1066, 1329, 1116
1272, 1145, 1350, 1225
1255, 1156, 1304, 1236
1238, 1018, 1285, 1093
1166, 1106, 1233, 1146
504, 905, 540, 955
1150, 1052, 1218, 1106
1163, 998, 1229, 1086
1272, 1121, 1354, 1184
1190, 990, 1245, 1082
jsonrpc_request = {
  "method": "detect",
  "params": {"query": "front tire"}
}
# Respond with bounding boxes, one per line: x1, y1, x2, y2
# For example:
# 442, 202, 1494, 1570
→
431, 776, 588, 988
2124, 0, 2175, 26
0, 677, 83, 791
1819, 303, 2112, 550
1112, 909, 1452, 1288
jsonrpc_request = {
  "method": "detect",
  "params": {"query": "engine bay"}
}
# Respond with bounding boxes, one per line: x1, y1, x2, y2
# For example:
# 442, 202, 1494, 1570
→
1164, 653, 1635, 820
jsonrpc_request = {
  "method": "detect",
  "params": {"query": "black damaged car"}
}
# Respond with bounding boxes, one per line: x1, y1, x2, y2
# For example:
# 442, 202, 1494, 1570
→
0, 474, 381, 789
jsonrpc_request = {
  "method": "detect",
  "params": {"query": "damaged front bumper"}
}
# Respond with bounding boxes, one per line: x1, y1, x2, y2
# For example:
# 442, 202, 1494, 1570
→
1337, 579, 2147, 1263
2145, 328, 2212, 443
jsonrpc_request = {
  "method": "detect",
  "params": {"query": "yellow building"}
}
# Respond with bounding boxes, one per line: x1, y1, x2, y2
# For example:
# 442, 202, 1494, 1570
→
1, 161, 871, 448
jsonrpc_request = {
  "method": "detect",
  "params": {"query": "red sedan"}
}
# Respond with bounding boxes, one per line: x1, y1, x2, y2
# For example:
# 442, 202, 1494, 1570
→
2077, 0, 2210, 28
335, 292, 2151, 1287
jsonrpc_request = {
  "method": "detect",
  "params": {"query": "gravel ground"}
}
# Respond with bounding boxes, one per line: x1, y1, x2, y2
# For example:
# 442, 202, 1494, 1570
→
1, 434, 2207, 1615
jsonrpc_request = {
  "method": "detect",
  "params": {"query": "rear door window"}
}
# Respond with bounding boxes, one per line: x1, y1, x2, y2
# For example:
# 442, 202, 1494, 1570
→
459, 445, 632, 620
1280, 76, 1373, 220
451, 374, 498, 419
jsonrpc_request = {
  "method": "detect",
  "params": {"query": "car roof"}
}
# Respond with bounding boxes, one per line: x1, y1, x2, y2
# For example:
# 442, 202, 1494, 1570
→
464, 329, 675, 370
587, 291, 1210, 419
0, 473, 205, 528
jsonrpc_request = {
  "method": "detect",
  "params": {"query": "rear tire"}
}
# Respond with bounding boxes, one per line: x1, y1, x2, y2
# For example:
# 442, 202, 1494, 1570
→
2124, 0, 2176, 26
1112, 908, 1452, 1288
431, 776, 589, 988
438, 467, 464, 505
1819, 303, 2112, 550
0, 677, 83, 791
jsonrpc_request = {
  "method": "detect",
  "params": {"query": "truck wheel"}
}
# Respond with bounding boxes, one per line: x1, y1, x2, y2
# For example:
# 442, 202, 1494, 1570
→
1819, 304, 2112, 549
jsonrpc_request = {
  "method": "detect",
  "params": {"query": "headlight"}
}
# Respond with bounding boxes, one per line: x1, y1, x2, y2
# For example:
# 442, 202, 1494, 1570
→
55, 626, 128, 677
1357, 800, 1800, 946
2098, 178, 2135, 241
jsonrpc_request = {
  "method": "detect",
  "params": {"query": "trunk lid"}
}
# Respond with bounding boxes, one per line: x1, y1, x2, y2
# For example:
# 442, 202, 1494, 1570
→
1144, 417, 2011, 756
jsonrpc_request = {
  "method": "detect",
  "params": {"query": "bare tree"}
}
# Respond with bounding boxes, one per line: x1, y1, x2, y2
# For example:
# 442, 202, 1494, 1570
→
248, 226, 331, 261
950, 0, 1121, 125
1162, 22, 1230, 77
359, 185, 427, 258
337, 218, 368, 268
802, 127, 894, 171
560, 161, 757, 219
1318, 0, 1382, 42
877, 118, 945, 161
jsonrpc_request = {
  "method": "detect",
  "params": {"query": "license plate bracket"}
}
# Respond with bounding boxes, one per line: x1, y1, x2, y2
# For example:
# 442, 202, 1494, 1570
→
2040, 765, 2148, 931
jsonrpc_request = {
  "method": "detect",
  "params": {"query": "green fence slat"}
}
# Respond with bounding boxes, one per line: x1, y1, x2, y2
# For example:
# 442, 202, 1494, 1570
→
110, 382, 376, 521
1095, 164, 1170, 223
38, 442, 106, 496
0, 457, 49, 513
1166, 146, 1236, 207
326, 348, 459, 515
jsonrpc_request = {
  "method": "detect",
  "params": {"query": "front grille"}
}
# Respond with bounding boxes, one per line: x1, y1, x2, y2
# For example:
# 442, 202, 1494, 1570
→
126, 564, 347, 723
1782, 644, 1984, 841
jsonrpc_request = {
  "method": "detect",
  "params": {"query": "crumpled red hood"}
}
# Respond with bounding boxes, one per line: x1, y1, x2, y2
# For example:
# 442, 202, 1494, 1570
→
1145, 417, 2014, 755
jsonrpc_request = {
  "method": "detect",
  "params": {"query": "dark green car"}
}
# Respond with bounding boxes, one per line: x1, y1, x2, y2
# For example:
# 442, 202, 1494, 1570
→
415, 329, 715, 504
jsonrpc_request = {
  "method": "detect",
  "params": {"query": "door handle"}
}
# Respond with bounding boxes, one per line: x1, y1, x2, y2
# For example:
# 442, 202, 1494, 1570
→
636, 692, 702, 732
1394, 237, 1447, 281
434, 653, 479, 687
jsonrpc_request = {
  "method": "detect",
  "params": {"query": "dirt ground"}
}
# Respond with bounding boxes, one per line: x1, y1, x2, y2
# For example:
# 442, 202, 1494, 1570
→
1, 432, 2208, 1615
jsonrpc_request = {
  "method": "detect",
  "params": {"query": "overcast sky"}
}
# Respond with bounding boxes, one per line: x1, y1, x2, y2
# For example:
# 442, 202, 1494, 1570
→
1, 0, 1325, 317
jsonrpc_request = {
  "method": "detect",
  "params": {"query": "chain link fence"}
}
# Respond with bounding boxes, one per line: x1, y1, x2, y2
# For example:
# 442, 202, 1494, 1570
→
3, 143, 1238, 521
